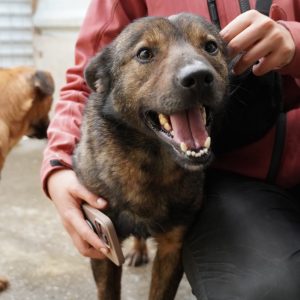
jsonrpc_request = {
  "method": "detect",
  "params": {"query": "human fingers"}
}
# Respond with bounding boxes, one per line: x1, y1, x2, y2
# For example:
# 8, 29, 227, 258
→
238, 24, 295, 75
221, 10, 274, 58
48, 169, 107, 210
48, 169, 109, 258
253, 52, 285, 76
221, 10, 295, 76
224, 22, 264, 59
62, 204, 109, 257
233, 37, 273, 74
67, 172, 107, 210
251, 25, 295, 76
220, 10, 257, 44
65, 225, 107, 259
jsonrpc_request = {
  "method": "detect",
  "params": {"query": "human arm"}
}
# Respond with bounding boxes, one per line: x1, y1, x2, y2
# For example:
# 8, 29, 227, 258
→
41, 0, 148, 193
41, 0, 147, 257
214, 1, 300, 187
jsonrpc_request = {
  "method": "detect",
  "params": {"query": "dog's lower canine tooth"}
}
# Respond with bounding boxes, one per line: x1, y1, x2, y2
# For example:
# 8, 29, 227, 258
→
204, 137, 211, 149
180, 142, 188, 152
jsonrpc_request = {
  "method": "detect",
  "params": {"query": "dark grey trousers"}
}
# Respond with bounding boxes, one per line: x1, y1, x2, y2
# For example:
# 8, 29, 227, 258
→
183, 170, 300, 300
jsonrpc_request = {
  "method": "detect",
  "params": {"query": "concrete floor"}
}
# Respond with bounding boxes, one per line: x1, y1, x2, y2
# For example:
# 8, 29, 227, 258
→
0, 139, 195, 300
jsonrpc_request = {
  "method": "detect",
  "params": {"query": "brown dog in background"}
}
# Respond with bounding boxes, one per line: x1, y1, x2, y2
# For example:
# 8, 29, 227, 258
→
0, 66, 54, 172
0, 66, 54, 292
74, 13, 228, 300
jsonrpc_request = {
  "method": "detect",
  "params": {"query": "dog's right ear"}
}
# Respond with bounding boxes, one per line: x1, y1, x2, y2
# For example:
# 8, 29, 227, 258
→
84, 46, 112, 93
33, 70, 55, 97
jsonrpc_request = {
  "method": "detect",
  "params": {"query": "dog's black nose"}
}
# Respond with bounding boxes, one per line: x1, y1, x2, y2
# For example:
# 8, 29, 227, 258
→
177, 63, 214, 90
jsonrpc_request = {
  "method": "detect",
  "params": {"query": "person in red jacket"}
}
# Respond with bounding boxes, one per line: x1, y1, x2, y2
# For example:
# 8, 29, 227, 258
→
42, 0, 300, 298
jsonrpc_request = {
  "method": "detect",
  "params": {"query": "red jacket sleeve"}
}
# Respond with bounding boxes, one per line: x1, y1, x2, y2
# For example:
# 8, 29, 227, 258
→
41, 0, 147, 197
271, 0, 300, 81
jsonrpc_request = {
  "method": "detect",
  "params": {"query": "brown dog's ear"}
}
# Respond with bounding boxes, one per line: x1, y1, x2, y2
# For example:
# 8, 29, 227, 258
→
33, 70, 55, 96
84, 46, 112, 93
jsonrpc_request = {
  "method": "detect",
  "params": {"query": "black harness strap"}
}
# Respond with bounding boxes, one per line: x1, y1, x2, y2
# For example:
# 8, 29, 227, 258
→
207, 0, 221, 29
239, 0, 251, 13
208, 0, 273, 27
266, 112, 286, 183
256, 0, 273, 16
240, 0, 273, 15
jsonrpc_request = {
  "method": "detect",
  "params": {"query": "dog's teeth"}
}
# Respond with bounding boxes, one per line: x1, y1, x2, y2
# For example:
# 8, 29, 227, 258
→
186, 147, 208, 158
180, 142, 188, 152
159, 113, 168, 125
163, 123, 172, 132
204, 137, 211, 149
159, 113, 172, 132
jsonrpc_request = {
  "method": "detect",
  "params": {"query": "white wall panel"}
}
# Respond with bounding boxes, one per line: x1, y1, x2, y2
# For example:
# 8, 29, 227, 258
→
33, 0, 90, 106
0, 0, 33, 67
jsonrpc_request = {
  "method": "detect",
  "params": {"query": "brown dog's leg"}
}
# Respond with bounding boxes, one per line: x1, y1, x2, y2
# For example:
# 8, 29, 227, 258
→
91, 258, 122, 300
0, 276, 9, 292
149, 226, 186, 300
126, 237, 149, 267
0, 155, 4, 173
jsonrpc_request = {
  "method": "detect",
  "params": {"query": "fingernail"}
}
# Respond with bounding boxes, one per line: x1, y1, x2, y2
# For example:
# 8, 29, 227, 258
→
100, 247, 109, 255
220, 30, 229, 41
97, 198, 106, 207
219, 29, 226, 36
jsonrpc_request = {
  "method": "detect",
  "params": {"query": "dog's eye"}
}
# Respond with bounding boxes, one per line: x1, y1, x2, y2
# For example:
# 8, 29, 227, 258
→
204, 41, 218, 55
136, 48, 153, 62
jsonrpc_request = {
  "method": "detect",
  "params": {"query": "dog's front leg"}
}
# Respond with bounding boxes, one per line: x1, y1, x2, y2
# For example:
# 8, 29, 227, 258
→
149, 226, 186, 300
91, 258, 122, 300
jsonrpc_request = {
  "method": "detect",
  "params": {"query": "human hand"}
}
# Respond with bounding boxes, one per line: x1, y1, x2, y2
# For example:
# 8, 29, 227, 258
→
48, 169, 108, 259
220, 10, 296, 76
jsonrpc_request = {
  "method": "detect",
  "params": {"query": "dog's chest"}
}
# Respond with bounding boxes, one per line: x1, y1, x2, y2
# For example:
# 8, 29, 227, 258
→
101, 159, 204, 239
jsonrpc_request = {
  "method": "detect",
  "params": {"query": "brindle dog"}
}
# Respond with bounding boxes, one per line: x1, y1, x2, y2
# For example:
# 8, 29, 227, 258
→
73, 13, 228, 300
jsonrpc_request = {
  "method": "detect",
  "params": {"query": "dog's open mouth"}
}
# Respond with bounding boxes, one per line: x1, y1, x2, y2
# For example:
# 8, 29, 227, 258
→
144, 105, 212, 166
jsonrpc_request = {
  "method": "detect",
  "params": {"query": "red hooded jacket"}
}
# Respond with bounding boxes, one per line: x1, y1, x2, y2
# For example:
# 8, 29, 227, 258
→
41, 0, 300, 196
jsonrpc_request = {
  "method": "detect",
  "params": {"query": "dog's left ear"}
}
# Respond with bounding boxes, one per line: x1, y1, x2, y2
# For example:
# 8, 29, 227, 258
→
33, 70, 55, 97
84, 46, 112, 93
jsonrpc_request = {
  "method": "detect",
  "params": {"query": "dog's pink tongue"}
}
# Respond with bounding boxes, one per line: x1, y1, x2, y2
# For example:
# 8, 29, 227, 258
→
170, 108, 208, 149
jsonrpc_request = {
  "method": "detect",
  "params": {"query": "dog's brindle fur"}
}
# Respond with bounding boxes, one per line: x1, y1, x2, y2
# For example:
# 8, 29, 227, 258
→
73, 14, 228, 300
0, 66, 54, 292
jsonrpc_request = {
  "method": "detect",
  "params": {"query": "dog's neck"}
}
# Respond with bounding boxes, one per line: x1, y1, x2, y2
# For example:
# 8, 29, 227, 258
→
103, 116, 185, 180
